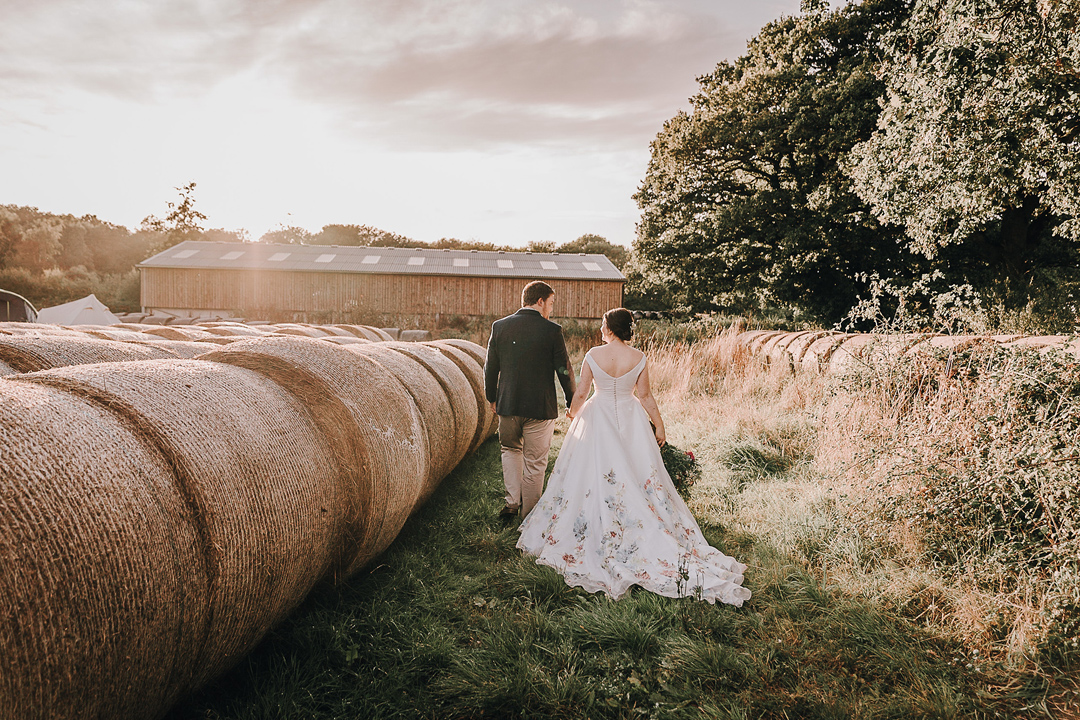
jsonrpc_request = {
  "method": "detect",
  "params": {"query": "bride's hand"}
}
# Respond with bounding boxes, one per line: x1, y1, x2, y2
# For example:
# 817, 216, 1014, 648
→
565, 408, 574, 420
655, 427, 666, 447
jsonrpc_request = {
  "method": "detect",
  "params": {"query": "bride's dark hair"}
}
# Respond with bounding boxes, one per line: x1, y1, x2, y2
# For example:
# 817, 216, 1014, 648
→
603, 308, 634, 342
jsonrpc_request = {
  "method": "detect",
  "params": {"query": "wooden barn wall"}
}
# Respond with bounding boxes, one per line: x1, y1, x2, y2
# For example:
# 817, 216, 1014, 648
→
141, 268, 623, 319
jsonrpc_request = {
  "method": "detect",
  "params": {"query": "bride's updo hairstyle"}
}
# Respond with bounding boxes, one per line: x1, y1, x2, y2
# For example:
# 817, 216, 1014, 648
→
603, 308, 634, 342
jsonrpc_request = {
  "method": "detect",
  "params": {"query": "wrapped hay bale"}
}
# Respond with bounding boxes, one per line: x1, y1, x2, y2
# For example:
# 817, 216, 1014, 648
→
344, 343, 460, 502
399, 329, 433, 342
3, 360, 343, 719
333, 324, 386, 341
0, 336, 177, 373
199, 336, 427, 572
271, 324, 329, 337
126, 339, 216, 359
0, 324, 87, 337
383, 342, 479, 461
426, 340, 498, 446
349, 343, 477, 500
78, 328, 154, 342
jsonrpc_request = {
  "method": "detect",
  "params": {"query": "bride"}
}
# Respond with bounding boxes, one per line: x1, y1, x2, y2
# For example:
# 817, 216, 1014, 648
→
517, 308, 751, 606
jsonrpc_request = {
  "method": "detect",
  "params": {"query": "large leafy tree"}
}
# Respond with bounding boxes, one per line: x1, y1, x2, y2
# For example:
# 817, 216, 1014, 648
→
846, 0, 1080, 314
634, 0, 915, 320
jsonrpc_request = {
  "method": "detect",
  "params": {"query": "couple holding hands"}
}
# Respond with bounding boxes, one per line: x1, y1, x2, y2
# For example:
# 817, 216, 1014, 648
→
484, 281, 750, 607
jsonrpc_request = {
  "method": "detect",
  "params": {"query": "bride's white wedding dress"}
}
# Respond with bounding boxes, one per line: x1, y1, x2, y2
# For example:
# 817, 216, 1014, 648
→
517, 349, 752, 606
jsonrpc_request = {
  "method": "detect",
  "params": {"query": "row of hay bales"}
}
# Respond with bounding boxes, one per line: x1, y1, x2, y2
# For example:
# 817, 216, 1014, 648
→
0, 323, 496, 719
739, 330, 1080, 372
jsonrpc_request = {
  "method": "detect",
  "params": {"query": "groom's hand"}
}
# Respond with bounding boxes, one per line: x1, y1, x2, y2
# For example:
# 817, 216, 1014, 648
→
490, 401, 497, 415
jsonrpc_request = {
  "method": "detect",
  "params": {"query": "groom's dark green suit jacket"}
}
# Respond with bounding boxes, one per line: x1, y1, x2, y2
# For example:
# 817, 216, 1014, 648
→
485, 308, 576, 420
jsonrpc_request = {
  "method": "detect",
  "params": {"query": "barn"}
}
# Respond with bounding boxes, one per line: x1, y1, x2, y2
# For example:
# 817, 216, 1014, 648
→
137, 241, 625, 321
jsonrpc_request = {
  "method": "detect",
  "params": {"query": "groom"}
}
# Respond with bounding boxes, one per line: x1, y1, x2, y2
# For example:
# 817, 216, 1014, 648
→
485, 281, 576, 519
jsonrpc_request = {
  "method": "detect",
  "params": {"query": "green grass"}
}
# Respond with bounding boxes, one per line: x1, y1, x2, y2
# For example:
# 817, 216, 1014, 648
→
167, 438, 1043, 720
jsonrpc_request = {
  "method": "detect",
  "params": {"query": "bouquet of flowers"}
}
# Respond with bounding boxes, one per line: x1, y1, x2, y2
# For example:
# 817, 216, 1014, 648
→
660, 442, 701, 499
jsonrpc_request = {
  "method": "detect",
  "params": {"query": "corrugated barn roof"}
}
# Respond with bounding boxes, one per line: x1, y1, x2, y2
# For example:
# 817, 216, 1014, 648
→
139, 241, 626, 281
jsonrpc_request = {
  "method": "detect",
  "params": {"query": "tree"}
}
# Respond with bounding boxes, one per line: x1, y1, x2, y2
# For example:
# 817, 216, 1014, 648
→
555, 234, 629, 269
259, 225, 312, 244
845, 0, 1080, 315
141, 182, 207, 253
633, 0, 915, 321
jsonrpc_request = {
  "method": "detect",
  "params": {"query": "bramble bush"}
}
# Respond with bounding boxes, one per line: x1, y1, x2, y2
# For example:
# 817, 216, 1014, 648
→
873, 345, 1080, 668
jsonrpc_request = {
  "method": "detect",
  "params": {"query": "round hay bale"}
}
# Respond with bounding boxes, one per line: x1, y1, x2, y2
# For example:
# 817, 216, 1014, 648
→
362, 326, 394, 341
399, 329, 433, 342
0, 324, 87, 337
735, 330, 774, 350
380, 327, 401, 340
273, 324, 330, 337
784, 331, 831, 365
800, 333, 849, 371
126, 339, 215, 359
4, 360, 342, 718
141, 326, 220, 341
309, 325, 352, 337
333, 324, 384, 341
383, 341, 479, 462
321, 336, 370, 345
426, 340, 498, 445
826, 334, 881, 373
431, 338, 486, 366
199, 337, 427, 573
78, 328, 152, 342
0, 359, 15, 376
269, 326, 325, 338
0, 336, 177, 373
344, 342, 461, 502
760, 331, 802, 364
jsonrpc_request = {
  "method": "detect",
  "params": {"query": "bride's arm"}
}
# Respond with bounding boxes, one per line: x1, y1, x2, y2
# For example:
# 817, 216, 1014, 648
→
634, 361, 666, 446
566, 357, 594, 419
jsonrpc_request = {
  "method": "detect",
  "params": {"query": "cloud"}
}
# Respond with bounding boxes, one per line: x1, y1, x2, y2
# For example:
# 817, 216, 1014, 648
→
0, 0, 777, 150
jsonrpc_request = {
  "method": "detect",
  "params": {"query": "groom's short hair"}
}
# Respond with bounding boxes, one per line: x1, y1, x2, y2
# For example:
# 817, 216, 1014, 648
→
522, 281, 554, 307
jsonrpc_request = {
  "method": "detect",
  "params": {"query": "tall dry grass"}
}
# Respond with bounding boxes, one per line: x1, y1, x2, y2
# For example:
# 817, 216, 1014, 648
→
644, 326, 1080, 710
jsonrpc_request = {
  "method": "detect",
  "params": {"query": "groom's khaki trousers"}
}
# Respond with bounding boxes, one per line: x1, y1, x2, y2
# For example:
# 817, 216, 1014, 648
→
498, 415, 556, 518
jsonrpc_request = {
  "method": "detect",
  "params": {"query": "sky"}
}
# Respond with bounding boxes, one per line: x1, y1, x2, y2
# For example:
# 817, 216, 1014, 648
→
1, 0, 813, 249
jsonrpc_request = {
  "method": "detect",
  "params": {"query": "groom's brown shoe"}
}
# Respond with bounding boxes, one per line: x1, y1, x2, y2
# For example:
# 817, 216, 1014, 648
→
499, 505, 519, 518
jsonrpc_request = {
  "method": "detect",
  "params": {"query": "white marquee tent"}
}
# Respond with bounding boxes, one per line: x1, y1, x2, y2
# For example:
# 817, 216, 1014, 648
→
36, 294, 120, 326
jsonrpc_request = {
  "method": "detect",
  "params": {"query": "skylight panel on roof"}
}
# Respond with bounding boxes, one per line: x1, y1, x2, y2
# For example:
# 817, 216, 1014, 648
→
173, 250, 198, 259
268, 253, 291, 262
453, 259, 469, 267
583, 262, 602, 272
540, 261, 558, 270
221, 251, 245, 260
497, 259, 514, 269
315, 254, 336, 263
407, 257, 425, 266
361, 255, 380, 265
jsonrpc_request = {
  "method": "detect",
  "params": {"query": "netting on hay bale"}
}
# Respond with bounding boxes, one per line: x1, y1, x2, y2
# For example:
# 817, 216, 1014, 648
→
140, 326, 221, 341
2, 359, 343, 720
125, 339, 215, 359
78, 328, 155, 342
0, 323, 88, 337
333, 324, 387, 341
199, 336, 428, 573
0, 336, 178, 373
344, 342, 463, 503
426, 340, 499, 445
0, 360, 14, 376
321, 336, 370, 345
382, 342, 480, 464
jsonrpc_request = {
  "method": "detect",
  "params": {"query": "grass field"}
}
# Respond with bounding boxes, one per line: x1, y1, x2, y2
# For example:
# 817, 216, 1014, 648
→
168, 325, 1079, 719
